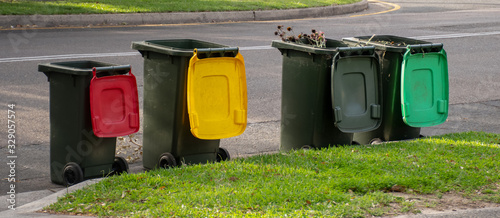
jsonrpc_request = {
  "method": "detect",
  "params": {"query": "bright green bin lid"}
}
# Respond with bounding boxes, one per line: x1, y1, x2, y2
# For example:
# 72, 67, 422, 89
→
401, 44, 449, 127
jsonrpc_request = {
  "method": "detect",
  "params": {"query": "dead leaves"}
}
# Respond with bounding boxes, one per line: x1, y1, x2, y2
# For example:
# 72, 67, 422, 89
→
116, 134, 142, 163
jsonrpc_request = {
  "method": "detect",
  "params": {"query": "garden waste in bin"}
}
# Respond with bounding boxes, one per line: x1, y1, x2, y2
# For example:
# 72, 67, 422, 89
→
39, 61, 139, 186
131, 39, 247, 169
271, 38, 382, 152
343, 35, 449, 144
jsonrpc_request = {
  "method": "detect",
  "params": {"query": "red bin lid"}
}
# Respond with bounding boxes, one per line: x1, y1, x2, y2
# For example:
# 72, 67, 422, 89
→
90, 66, 140, 137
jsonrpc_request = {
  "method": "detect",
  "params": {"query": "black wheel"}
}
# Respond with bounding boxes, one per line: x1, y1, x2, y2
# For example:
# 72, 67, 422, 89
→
369, 138, 383, 145
158, 153, 177, 169
62, 162, 83, 186
216, 147, 230, 162
351, 141, 361, 145
112, 156, 129, 176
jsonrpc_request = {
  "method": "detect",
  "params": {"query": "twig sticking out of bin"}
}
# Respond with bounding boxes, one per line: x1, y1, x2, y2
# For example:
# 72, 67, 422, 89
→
367, 34, 376, 44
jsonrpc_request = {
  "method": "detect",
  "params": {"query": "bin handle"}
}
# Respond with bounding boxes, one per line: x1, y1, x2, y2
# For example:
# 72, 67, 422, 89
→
92, 65, 132, 78
337, 46, 375, 57
194, 47, 239, 59
407, 43, 443, 54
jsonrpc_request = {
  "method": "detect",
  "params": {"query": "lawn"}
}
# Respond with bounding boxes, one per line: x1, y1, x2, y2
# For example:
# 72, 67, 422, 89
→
0, 0, 361, 15
44, 131, 500, 217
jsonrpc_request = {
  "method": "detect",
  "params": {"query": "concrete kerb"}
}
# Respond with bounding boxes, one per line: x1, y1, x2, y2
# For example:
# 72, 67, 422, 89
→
254, 0, 368, 21
0, 178, 103, 217
0, 0, 367, 28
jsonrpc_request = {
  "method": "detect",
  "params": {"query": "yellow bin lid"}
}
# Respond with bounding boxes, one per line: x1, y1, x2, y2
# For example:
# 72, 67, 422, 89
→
187, 48, 247, 139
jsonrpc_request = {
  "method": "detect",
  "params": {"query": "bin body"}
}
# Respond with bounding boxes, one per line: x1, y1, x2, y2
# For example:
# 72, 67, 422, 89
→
132, 39, 224, 169
39, 61, 126, 185
272, 39, 355, 152
343, 35, 447, 144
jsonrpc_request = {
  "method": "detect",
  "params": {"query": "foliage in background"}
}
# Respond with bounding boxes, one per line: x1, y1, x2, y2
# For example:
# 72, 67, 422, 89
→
45, 132, 500, 217
0, 0, 360, 15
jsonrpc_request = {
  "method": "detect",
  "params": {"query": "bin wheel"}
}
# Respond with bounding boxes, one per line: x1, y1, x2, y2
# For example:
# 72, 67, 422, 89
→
301, 145, 313, 150
216, 147, 230, 162
159, 153, 177, 169
62, 162, 83, 186
351, 141, 361, 145
112, 156, 129, 176
419, 134, 426, 138
369, 138, 383, 145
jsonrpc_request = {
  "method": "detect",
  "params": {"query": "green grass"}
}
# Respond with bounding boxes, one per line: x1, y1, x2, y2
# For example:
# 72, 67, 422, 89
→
45, 131, 500, 217
0, 0, 360, 15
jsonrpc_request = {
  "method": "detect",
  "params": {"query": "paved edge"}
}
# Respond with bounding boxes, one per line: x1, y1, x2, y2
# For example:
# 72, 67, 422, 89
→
0, 0, 367, 28
0, 178, 103, 217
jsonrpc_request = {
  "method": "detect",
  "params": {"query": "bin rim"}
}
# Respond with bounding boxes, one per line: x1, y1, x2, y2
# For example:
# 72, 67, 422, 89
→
131, 38, 229, 57
271, 38, 349, 55
38, 60, 128, 77
342, 35, 433, 53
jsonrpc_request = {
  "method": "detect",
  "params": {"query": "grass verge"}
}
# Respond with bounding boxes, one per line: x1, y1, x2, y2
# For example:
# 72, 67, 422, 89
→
44, 131, 500, 217
0, 0, 360, 15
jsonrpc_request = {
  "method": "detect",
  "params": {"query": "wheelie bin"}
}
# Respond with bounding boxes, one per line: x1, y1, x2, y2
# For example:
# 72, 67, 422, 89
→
343, 35, 449, 144
272, 38, 382, 152
39, 61, 138, 186
131, 39, 247, 169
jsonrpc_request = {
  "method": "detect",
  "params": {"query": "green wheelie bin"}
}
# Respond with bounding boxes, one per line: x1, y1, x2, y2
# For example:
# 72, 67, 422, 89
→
132, 39, 241, 169
272, 38, 382, 151
39, 61, 135, 186
343, 35, 449, 144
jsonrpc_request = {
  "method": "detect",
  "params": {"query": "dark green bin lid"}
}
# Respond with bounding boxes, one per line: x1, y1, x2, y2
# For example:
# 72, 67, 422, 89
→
332, 47, 382, 133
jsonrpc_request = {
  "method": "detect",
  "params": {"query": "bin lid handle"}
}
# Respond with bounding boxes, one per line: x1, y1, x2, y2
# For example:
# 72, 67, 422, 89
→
337, 46, 375, 57
92, 65, 132, 78
406, 43, 443, 54
194, 47, 239, 59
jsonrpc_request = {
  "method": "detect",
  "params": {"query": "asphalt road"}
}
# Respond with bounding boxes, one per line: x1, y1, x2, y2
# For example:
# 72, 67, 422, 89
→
1, 0, 500, 215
